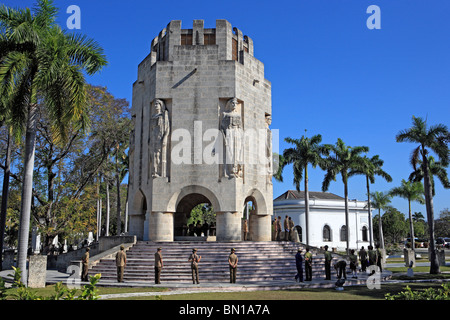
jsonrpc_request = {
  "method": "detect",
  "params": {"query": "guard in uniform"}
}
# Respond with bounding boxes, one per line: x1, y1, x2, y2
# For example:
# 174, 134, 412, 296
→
376, 245, 383, 272
288, 217, 294, 241
81, 247, 89, 282
284, 215, 290, 241
115, 245, 127, 282
243, 219, 248, 241
349, 249, 358, 278
228, 248, 238, 283
188, 248, 202, 284
324, 245, 332, 280
304, 248, 313, 281
334, 259, 347, 280
276, 216, 282, 241
154, 247, 163, 284
358, 246, 367, 272
295, 248, 304, 282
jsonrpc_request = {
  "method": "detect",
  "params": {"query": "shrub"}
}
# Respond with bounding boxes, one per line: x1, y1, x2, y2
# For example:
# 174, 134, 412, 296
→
385, 283, 450, 300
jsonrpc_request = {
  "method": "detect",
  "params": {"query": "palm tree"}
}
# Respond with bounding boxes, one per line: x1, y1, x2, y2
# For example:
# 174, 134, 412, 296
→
276, 132, 329, 245
321, 138, 369, 253
389, 179, 425, 252
349, 155, 392, 246
370, 191, 392, 249
396, 116, 449, 274
409, 155, 450, 196
0, 0, 107, 283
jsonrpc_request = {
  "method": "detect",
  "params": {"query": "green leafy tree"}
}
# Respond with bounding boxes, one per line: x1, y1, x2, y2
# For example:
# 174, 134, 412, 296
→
382, 207, 408, 245
396, 116, 450, 274
322, 138, 368, 253
0, 0, 107, 282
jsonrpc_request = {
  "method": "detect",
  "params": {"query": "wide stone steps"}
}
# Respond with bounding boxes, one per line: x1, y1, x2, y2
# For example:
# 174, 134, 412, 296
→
89, 241, 338, 283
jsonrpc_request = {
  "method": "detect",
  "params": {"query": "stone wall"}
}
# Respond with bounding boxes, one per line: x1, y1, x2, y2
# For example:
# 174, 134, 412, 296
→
48, 236, 136, 271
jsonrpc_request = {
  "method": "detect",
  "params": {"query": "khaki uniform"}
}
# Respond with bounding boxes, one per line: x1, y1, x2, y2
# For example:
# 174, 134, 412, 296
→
304, 251, 313, 281
115, 250, 127, 282
243, 220, 248, 241
189, 252, 201, 284
276, 219, 282, 241
228, 252, 238, 283
284, 217, 290, 241
154, 250, 163, 284
81, 251, 89, 281
288, 219, 294, 241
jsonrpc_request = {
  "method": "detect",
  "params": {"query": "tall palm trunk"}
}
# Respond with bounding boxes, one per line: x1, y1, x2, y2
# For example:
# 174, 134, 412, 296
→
304, 166, 309, 245
0, 131, 12, 271
378, 208, 385, 249
408, 199, 415, 254
366, 176, 373, 247
344, 178, 350, 254
17, 102, 38, 285
422, 150, 440, 274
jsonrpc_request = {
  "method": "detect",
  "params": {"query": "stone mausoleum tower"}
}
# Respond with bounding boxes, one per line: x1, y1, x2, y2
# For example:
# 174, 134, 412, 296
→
128, 20, 273, 242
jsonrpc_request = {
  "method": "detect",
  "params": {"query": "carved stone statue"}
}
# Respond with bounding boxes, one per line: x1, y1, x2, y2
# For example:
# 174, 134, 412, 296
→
220, 97, 243, 178
150, 99, 170, 178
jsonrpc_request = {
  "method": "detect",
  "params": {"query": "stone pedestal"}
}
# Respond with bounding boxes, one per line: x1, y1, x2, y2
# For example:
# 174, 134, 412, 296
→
27, 255, 47, 288
404, 248, 415, 268
249, 214, 271, 241
149, 211, 174, 241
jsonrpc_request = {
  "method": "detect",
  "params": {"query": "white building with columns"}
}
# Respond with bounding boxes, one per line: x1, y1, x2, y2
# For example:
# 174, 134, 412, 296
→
273, 190, 373, 251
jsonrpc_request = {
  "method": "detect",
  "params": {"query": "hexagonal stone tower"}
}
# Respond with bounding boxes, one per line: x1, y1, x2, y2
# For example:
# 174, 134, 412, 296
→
128, 19, 273, 242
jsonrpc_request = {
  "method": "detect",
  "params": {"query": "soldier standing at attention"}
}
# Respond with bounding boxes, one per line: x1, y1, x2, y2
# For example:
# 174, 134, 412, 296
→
288, 217, 294, 241
284, 215, 290, 241
243, 219, 248, 241
294, 248, 304, 282
304, 247, 313, 281
228, 248, 238, 283
154, 247, 163, 284
358, 246, 367, 272
349, 249, 358, 278
115, 245, 127, 283
188, 248, 202, 284
376, 244, 383, 272
276, 216, 282, 241
324, 245, 332, 280
81, 247, 89, 282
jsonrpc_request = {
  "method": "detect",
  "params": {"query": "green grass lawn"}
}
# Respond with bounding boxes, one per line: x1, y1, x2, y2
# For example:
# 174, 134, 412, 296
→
109, 282, 447, 300
3, 281, 448, 300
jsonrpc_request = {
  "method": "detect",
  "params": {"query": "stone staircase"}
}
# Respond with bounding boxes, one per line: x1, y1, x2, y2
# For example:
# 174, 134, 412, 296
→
88, 241, 340, 284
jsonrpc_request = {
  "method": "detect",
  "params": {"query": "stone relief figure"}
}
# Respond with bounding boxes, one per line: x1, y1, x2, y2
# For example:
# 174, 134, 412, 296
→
150, 99, 170, 178
220, 97, 243, 179
129, 115, 136, 187
265, 114, 273, 184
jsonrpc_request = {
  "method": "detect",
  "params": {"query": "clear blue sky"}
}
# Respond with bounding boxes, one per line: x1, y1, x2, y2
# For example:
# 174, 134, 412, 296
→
4, 0, 449, 219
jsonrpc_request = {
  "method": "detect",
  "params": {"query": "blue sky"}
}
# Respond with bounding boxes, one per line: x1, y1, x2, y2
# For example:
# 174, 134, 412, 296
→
3, 0, 449, 219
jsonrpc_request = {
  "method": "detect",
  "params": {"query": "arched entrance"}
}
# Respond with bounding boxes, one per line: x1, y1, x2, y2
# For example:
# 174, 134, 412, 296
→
174, 193, 216, 240
128, 189, 148, 240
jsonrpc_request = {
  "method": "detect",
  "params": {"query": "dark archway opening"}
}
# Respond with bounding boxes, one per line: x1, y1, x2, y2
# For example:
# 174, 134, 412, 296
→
174, 193, 216, 240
